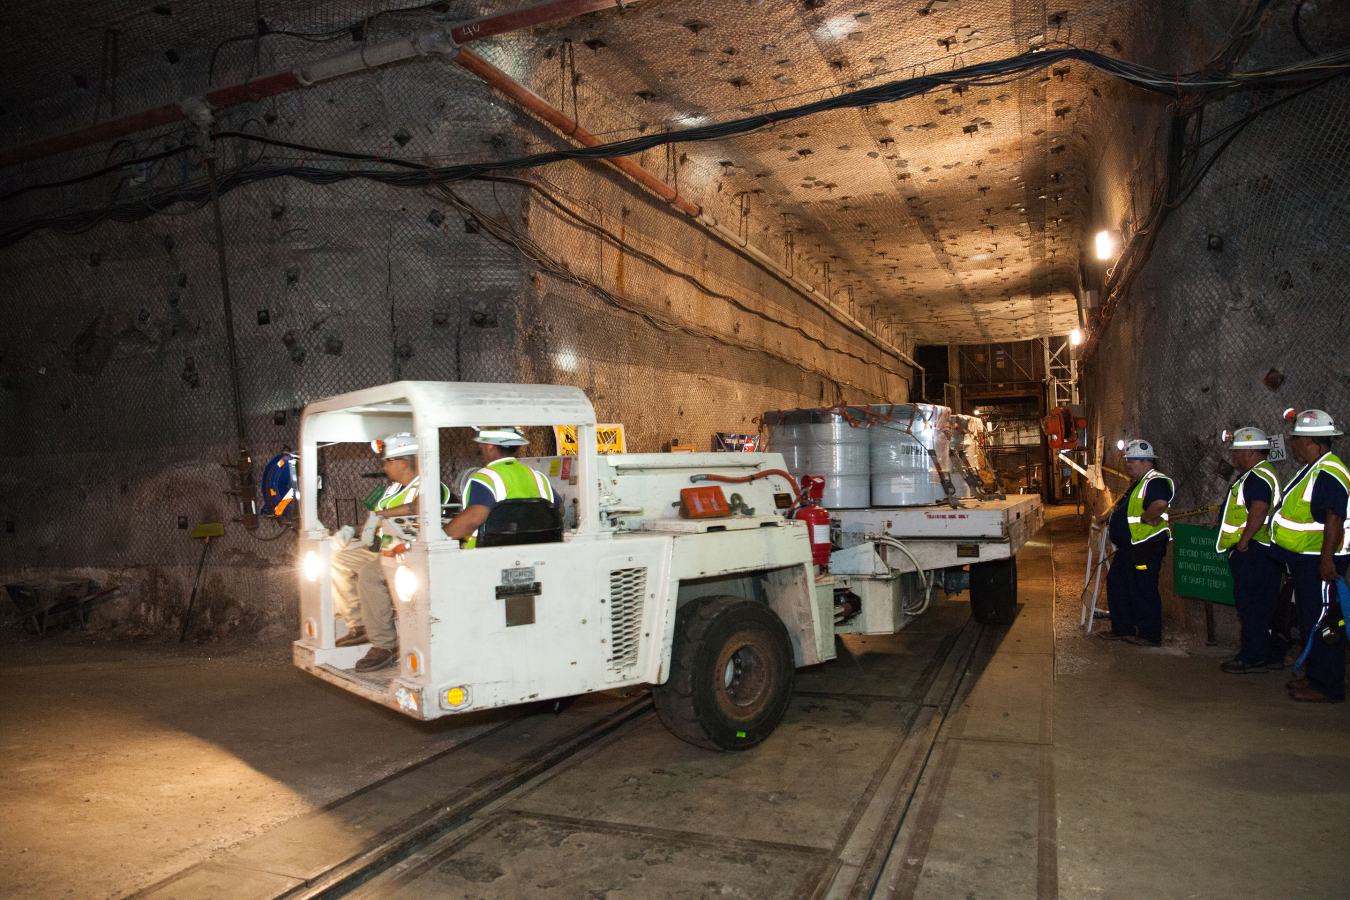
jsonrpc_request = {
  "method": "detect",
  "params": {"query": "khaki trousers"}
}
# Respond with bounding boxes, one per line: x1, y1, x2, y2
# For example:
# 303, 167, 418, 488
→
330, 545, 398, 649
330, 545, 377, 629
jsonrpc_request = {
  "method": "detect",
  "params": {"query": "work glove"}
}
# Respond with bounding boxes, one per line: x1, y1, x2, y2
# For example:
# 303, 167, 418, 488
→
360, 511, 379, 548
332, 525, 356, 549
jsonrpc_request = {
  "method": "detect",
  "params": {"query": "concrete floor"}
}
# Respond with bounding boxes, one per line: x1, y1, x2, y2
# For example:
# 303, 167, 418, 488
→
1047, 508, 1350, 900
2, 511, 1347, 899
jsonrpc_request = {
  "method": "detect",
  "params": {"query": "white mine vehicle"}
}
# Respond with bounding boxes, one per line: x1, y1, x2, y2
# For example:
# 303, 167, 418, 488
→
293, 382, 1042, 750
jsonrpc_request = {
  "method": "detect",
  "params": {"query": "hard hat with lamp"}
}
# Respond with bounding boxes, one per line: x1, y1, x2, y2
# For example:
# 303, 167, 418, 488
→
1229, 426, 1271, 449
372, 433, 419, 459
1123, 439, 1156, 459
1291, 409, 1342, 437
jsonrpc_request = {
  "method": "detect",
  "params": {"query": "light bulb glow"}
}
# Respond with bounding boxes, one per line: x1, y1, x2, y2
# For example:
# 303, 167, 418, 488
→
1070, 328, 1082, 346
1116, 439, 1126, 451
1096, 230, 1114, 260
304, 550, 320, 582
395, 565, 418, 602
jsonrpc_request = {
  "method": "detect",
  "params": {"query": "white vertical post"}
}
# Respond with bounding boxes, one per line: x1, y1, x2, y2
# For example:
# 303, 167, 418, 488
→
299, 416, 322, 537
418, 427, 442, 543
574, 424, 602, 536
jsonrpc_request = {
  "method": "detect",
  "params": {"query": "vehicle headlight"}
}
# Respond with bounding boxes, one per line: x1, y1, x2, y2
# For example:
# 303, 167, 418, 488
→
304, 550, 321, 582
395, 565, 418, 602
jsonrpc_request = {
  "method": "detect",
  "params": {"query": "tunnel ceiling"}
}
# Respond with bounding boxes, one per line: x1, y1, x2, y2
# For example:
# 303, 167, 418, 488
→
0, 0, 1177, 346
531, 0, 1170, 344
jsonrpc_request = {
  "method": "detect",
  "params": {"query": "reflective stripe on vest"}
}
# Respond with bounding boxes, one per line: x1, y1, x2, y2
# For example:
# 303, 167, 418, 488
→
1271, 452, 1350, 555
375, 476, 450, 549
1126, 470, 1173, 544
462, 459, 552, 549
1216, 461, 1282, 552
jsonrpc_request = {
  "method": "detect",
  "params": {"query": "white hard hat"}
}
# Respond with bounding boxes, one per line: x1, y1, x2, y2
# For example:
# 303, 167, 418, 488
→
1292, 409, 1342, 437
1123, 439, 1156, 460
1230, 426, 1271, 449
473, 426, 529, 447
372, 432, 418, 459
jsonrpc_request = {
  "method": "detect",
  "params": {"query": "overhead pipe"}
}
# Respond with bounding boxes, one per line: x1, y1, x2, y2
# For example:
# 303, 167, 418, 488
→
0, 0, 625, 171
453, 49, 922, 374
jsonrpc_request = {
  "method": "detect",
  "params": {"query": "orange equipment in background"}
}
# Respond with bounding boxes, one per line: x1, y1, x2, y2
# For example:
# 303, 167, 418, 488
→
1044, 405, 1087, 451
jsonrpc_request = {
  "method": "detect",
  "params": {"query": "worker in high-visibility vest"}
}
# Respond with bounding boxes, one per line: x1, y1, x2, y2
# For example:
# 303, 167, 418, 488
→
352, 433, 450, 673
1215, 427, 1285, 674
1269, 410, 1350, 703
443, 427, 560, 546
1095, 439, 1173, 646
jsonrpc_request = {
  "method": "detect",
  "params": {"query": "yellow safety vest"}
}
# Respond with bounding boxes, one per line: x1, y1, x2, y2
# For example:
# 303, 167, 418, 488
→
375, 476, 451, 550
1271, 452, 1350, 555
460, 459, 553, 549
1127, 469, 1173, 544
1216, 461, 1282, 552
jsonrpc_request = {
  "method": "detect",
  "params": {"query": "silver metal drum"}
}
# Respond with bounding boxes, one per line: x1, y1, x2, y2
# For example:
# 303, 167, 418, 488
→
763, 409, 871, 508
866, 404, 951, 506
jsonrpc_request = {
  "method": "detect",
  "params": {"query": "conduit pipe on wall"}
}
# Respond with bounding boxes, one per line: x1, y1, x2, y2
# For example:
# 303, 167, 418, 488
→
0, 0, 626, 170
453, 49, 921, 375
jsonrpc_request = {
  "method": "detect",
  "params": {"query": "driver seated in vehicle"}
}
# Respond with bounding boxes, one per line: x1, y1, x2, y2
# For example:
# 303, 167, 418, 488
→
443, 427, 561, 547
352, 432, 450, 673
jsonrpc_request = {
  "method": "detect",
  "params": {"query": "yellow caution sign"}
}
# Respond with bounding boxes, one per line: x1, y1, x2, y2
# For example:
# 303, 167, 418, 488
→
553, 424, 626, 456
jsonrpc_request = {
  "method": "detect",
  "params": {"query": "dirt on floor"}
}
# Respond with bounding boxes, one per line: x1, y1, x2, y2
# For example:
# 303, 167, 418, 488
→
1046, 506, 1227, 676
0, 628, 512, 900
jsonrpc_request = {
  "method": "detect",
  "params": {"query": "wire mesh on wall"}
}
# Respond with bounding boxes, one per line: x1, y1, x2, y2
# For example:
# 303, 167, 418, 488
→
0, 7, 909, 579
1083, 31, 1350, 519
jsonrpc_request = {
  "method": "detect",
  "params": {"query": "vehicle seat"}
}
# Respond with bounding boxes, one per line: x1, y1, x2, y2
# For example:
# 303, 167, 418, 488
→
476, 499, 564, 548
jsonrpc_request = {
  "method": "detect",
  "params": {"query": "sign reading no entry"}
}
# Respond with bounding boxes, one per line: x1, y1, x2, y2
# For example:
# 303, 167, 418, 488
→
1172, 523, 1234, 606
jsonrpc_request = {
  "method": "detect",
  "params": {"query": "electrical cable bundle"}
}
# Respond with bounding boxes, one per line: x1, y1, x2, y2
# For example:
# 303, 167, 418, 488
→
4, 40, 1350, 248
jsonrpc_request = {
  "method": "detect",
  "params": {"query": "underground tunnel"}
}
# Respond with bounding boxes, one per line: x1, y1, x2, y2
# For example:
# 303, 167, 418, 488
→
1, 1, 1348, 898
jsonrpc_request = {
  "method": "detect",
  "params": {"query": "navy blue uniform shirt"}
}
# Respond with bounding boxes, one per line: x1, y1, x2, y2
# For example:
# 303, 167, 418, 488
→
1239, 469, 1273, 509
1109, 474, 1174, 550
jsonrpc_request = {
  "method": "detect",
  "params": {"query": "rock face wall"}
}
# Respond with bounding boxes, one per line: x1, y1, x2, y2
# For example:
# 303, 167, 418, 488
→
1081, 4, 1350, 640
0, 17, 906, 639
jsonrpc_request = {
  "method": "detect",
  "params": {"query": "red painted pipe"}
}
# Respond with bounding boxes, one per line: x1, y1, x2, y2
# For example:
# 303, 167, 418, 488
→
691, 470, 802, 502
0, 0, 625, 171
455, 48, 701, 217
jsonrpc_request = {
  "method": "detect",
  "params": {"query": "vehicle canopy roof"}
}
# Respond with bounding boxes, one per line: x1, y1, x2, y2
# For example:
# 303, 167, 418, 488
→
300, 381, 596, 443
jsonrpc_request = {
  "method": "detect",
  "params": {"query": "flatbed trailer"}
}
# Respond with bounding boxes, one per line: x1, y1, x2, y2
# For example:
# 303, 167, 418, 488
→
826, 494, 1045, 634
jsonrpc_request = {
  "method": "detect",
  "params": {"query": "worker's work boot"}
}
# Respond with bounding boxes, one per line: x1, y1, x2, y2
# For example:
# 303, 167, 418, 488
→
1220, 659, 1268, 674
354, 647, 397, 672
335, 626, 368, 648
1286, 674, 1310, 691
1288, 684, 1340, 703
1096, 631, 1131, 641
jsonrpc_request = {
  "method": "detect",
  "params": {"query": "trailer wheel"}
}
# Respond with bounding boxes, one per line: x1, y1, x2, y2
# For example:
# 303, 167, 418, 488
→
969, 556, 1018, 625
653, 596, 795, 752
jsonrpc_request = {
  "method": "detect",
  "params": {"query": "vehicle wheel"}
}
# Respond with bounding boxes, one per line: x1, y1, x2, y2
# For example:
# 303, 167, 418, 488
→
653, 595, 795, 752
969, 556, 1018, 625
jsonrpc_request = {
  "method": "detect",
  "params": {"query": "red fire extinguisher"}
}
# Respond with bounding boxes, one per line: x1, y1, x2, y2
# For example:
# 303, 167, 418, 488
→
794, 474, 832, 567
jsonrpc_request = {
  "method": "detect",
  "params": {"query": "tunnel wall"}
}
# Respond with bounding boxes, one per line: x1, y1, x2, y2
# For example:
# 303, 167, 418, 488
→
0, 21, 907, 638
1081, 5, 1350, 641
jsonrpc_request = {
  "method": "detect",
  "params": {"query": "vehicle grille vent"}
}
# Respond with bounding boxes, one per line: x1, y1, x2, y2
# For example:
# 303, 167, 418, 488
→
607, 567, 647, 675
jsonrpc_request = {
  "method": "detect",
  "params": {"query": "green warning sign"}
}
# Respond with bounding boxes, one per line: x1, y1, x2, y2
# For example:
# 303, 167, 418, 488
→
1172, 523, 1234, 606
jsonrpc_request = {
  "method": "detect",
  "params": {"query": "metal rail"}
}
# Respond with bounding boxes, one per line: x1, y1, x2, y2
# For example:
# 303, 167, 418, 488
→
133, 610, 998, 900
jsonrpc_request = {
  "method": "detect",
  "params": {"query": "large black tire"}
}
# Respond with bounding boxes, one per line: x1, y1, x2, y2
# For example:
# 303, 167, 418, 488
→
969, 556, 1018, 625
653, 596, 796, 752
